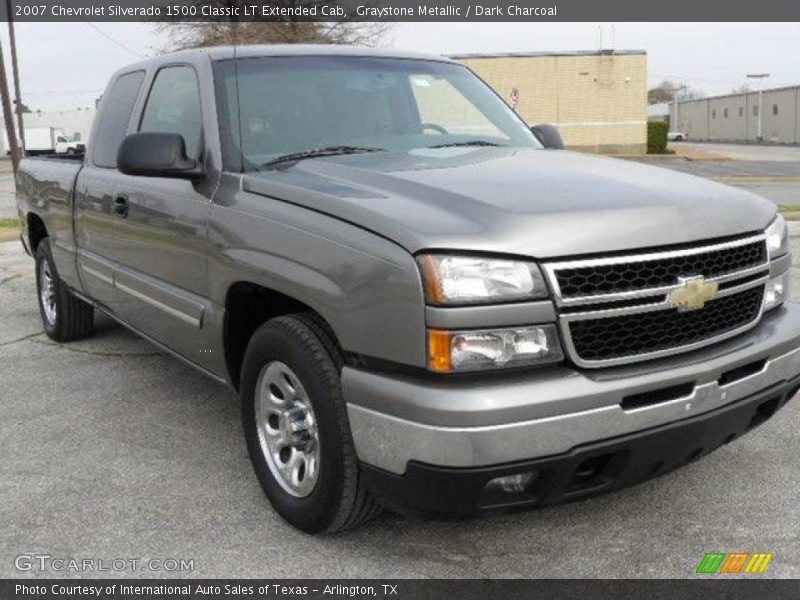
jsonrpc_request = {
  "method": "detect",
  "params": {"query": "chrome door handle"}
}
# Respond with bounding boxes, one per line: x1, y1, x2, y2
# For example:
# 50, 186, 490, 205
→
113, 196, 128, 218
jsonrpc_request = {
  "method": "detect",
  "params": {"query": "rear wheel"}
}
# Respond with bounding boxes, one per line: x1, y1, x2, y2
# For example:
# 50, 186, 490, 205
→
241, 314, 380, 533
35, 238, 94, 341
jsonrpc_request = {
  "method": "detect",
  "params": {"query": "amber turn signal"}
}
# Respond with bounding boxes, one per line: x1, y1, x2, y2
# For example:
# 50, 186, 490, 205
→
427, 329, 453, 373
417, 254, 446, 305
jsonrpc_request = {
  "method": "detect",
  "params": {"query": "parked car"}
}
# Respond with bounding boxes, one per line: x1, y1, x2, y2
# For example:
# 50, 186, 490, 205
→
668, 131, 688, 141
15, 46, 800, 533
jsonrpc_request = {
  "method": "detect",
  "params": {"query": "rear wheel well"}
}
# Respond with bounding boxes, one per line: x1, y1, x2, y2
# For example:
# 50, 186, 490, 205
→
27, 213, 47, 252
224, 282, 339, 390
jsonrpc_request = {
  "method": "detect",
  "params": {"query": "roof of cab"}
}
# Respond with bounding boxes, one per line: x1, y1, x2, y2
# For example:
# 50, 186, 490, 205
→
160, 44, 454, 63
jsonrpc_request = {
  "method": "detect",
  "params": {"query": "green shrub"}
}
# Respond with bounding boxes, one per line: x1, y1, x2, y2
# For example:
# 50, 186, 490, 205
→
647, 121, 669, 154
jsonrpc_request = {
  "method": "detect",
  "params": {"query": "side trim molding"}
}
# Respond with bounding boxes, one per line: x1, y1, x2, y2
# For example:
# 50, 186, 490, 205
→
115, 280, 202, 328
80, 264, 114, 286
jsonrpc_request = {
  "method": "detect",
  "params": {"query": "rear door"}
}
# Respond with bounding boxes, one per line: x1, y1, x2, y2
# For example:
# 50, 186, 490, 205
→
74, 70, 146, 309
111, 64, 214, 362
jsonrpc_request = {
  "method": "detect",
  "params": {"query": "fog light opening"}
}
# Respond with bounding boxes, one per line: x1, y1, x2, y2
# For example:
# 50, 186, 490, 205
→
763, 272, 790, 312
484, 472, 538, 496
566, 454, 614, 493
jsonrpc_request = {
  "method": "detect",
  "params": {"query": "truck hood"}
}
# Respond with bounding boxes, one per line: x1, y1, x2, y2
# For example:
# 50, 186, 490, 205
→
243, 147, 776, 258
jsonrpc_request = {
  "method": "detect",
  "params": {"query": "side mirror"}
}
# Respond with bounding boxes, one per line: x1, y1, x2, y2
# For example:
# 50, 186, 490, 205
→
531, 124, 564, 150
117, 132, 202, 179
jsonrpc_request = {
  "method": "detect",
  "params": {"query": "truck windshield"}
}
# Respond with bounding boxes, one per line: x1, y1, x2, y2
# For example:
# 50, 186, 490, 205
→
214, 55, 541, 171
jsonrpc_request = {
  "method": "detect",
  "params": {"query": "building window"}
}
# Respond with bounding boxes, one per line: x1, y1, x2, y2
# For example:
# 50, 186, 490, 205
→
773, 104, 779, 116
753, 105, 759, 117
724, 108, 728, 118
739, 107, 744, 117
711, 109, 716, 119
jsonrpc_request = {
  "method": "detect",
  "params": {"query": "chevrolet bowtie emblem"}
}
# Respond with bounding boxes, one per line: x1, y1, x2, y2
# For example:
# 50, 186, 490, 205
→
667, 275, 719, 311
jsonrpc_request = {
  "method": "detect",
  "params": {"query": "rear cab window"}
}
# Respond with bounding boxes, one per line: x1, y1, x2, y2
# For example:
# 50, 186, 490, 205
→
92, 70, 145, 168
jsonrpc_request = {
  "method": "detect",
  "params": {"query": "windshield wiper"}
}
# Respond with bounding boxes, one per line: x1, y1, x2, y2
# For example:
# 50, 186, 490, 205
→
427, 140, 505, 149
260, 146, 385, 169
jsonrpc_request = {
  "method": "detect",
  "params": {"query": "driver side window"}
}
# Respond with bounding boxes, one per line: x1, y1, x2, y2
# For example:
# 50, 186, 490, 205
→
409, 74, 506, 138
139, 66, 203, 160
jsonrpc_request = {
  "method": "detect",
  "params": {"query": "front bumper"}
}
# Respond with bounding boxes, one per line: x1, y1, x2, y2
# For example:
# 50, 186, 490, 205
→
360, 375, 799, 515
343, 303, 800, 489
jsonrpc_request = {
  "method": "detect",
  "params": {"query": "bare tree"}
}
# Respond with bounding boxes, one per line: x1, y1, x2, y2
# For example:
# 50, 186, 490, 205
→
161, 21, 389, 49
648, 80, 704, 104
157, 1, 390, 50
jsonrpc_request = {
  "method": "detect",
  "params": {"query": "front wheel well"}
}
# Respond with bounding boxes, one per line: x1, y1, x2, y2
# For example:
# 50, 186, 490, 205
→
27, 213, 47, 252
223, 282, 339, 390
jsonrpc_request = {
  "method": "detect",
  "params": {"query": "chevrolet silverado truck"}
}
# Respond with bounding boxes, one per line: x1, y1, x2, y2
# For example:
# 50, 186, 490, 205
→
15, 46, 800, 534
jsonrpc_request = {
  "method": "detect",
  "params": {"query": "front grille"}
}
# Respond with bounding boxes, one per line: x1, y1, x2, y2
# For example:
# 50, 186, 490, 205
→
554, 239, 766, 299
568, 286, 764, 363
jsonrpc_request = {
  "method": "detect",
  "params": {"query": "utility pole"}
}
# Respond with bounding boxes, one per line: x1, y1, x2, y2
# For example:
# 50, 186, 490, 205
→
673, 84, 688, 131
747, 72, 770, 142
0, 31, 20, 172
7, 0, 24, 151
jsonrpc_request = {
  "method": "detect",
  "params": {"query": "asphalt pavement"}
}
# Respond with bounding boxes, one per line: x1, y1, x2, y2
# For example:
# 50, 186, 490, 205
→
1, 232, 800, 579
632, 142, 800, 208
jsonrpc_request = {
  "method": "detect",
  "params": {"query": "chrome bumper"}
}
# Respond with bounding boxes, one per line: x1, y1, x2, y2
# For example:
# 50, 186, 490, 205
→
344, 303, 800, 475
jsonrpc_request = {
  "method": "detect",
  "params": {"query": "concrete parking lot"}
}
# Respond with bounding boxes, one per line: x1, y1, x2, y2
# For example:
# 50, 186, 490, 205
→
0, 175, 16, 221
2, 150, 800, 579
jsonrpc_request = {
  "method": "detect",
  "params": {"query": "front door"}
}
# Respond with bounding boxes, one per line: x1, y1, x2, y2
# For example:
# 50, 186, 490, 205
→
111, 65, 214, 367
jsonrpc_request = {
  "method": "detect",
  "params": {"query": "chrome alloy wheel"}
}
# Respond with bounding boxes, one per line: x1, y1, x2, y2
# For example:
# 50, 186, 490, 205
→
255, 361, 320, 497
39, 260, 57, 326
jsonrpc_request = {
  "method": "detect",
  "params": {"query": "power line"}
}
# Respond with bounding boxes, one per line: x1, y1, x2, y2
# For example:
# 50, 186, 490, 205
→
84, 22, 146, 59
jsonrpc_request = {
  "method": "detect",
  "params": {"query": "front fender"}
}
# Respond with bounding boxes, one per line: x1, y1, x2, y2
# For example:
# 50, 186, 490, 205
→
208, 190, 427, 368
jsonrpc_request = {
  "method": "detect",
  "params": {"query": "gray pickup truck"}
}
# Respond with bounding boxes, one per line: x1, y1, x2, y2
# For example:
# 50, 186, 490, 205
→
16, 45, 800, 534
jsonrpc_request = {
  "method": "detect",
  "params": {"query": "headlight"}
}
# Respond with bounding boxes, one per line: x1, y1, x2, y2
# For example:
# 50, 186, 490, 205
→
763, 271, 789, 312
765, 214, 789, 258
427, 325, 563, 372
417, 254, 548, 305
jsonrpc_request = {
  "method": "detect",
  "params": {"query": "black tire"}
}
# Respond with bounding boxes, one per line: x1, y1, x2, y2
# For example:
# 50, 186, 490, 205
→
34, 238, 94, 342
240, 313, 380, 533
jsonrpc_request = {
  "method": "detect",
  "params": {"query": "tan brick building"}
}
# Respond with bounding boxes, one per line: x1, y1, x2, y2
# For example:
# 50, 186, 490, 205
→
451, 50, 648, 154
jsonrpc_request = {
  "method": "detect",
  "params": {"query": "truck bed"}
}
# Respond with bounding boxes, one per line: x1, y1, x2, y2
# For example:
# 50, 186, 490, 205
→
15, 156, 83, 281
22, 151, 84, 161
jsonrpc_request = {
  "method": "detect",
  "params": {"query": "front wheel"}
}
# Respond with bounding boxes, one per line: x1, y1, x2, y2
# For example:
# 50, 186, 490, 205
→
35, 238, 94, 341
240, 314, 380, 533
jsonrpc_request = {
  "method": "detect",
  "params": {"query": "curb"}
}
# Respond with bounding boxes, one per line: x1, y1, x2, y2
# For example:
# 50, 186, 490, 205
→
0, 229, 20, 242
712, 177, 800, 184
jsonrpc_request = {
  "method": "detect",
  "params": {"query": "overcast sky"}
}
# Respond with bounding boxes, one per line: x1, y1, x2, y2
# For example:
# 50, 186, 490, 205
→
8, 21, 800, 111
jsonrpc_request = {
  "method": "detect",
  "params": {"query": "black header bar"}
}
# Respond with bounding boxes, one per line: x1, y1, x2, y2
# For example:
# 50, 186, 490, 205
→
1, 0, 799, 22
4, 579, 800, 600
